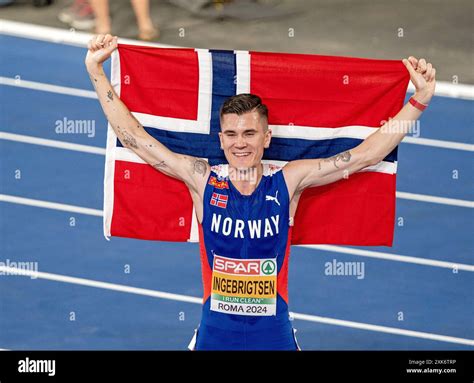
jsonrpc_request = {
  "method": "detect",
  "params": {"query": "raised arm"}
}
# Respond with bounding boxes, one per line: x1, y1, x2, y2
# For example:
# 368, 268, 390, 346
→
85, 34, 210, 193
283, 56, 436, 198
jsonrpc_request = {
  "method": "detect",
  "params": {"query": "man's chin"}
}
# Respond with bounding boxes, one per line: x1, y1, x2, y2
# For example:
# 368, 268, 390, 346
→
230, 157, 254, 170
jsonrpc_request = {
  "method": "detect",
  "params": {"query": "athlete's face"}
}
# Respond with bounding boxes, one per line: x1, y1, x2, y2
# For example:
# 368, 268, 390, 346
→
219, 111, 271, 170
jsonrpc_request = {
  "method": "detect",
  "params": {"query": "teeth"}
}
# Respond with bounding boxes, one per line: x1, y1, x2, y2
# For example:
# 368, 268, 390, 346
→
234, 153, 250, 157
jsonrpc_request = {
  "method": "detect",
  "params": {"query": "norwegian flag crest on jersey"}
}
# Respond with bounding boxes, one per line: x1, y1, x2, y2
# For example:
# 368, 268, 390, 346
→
103, 44, 409, 246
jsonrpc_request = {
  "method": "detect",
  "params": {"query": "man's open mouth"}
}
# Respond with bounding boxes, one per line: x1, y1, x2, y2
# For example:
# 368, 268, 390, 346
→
233, 152, 251, 157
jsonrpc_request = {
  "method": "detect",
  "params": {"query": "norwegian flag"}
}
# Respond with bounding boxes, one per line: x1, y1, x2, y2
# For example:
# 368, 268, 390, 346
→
210, 192, 228, 209
103, 44, 409, 245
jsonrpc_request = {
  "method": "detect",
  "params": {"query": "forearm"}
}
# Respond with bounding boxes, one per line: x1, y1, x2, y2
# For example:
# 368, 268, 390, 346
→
88, 65, 183, 176
359, 90, 431, 165
87, 65, 149, 149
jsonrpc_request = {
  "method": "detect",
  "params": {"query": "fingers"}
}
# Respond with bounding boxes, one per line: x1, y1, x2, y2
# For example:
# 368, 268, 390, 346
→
87, 35, 103, 52
417, 58, 427, 73
104, 36, 118, 53
424, 62, 433, 81
402, 58, 418, 77
88, 34, 118, 51
92, 34, 105, 50
408, 56, 418, 69
404, 56, 436, 82
103, 34, 114, 45
419, 61, 435, 82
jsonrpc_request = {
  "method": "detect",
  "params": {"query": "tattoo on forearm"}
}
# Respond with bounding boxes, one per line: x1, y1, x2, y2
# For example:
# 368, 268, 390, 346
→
192, 159, 208, 176
107, 90, 114, 102
121, 131, 138, 149
116, 126, 138, 149
319, 150, 352, 169
152, 161, 166, 170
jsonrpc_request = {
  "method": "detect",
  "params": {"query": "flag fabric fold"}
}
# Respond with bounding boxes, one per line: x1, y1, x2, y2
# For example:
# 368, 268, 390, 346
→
103, 44, 409, 246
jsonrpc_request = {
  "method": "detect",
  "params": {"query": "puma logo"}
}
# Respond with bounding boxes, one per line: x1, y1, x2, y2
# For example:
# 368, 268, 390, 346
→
265, 190, 280, 206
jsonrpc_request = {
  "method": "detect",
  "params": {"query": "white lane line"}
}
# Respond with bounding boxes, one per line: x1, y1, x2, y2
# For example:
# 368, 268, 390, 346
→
299, 244, 474, 272
0, 76, 97, 99
1, 193, 473, 272
0, 267, 201, 305
0, 132, 105, 155
0, 19, 176, 49
396, 191, 474, 208
402, 136, 474, 151
1, 266, 472, 346
0, 194, 103, 217
291, 313, 474, 346
407, 81, 474, 101
1, 19, 473, 100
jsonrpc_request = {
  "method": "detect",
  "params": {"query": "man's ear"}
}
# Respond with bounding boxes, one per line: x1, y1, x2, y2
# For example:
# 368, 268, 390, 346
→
264, 128, 272, 148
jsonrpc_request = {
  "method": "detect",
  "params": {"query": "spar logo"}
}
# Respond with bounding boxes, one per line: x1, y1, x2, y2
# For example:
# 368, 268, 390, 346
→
213, 255, 277, 276
262, 260, 276, 275
214, 255, 260, 275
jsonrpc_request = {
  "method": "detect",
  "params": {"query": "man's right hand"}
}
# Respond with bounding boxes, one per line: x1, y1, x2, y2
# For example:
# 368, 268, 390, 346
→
85, 34, 118, 73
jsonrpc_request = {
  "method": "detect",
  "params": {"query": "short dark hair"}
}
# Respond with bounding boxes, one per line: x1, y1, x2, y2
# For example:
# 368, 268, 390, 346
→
219, 94, 268, 126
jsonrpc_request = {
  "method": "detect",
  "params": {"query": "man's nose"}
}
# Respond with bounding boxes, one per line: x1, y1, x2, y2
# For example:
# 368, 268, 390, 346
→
235, 135, 247, 148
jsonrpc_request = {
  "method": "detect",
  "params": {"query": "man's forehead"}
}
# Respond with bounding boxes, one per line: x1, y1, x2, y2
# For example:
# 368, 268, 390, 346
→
221, 112, 262, 129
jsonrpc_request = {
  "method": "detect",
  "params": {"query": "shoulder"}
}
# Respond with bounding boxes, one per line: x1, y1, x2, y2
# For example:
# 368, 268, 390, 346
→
263, 162, 283, 177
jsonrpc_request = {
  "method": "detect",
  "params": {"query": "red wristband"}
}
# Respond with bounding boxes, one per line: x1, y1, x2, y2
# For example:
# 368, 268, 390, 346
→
409, 96, 428, 111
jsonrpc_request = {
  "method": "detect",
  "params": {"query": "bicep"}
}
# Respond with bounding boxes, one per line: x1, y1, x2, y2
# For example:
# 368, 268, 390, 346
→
285, 147, 370, 193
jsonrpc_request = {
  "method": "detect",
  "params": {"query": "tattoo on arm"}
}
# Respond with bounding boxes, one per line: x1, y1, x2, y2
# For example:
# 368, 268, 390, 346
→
319, 150, 352, 170
192, 158, 208, 176
152, 161, 167, 170
121, 131, 138, 149
116, 126, 138, 149
107, 90, 114, 102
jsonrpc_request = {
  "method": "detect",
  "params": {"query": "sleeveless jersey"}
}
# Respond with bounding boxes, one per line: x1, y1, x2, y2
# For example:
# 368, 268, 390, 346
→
193, 163, 297, 350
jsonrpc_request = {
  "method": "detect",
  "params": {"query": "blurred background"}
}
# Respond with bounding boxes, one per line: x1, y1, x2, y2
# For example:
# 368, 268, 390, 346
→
1, 0, 473, 82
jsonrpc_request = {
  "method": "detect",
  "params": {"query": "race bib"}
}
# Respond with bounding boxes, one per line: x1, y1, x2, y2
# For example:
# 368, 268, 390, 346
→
210, 254, 277, 316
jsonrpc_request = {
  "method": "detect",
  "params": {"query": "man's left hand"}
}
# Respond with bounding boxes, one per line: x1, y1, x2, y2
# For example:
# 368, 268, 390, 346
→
403, 56, 436, 104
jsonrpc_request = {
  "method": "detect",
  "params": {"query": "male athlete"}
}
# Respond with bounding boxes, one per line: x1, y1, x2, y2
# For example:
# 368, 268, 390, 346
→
86, 34, 436, 350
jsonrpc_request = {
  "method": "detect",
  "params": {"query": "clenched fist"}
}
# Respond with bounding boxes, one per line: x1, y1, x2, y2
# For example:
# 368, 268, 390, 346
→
85, 34, 118, 74
402, 56, 436, 104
